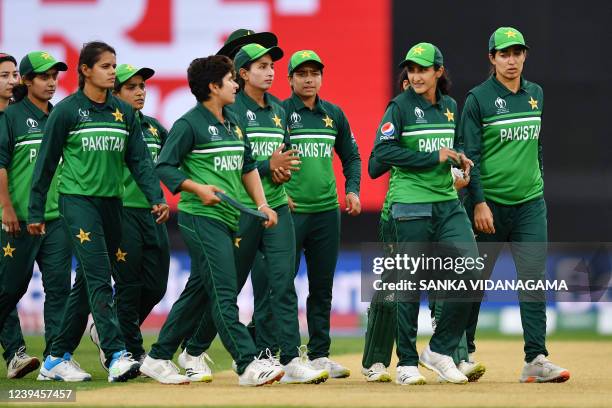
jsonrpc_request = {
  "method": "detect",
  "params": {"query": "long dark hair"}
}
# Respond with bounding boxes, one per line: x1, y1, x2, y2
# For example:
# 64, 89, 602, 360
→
78, 41, 116, 89
11, 72, 35, 102
236, 60, 254, 91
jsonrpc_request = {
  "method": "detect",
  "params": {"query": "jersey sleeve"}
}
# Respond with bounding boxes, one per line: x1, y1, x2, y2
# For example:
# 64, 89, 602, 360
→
156, 119, 194, 194
124, 109, 165, 205
373, 102, 439, 169
0, 113, 14, 170
334, 107, 361, 196
460, 93, 486, 204
28, 106, 69, 223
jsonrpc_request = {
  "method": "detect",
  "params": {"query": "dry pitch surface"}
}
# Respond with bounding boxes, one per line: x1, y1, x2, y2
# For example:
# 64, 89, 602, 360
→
68, 339, 611, 408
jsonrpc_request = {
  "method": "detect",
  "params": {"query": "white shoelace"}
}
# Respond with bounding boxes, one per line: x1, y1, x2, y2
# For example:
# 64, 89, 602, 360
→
370, 362, 386, 373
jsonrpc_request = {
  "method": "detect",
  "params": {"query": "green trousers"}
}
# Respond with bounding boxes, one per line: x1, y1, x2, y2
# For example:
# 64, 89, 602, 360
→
149, 213, 257, 374
114, 207, 170, 360
465, 196, 548, 362
50, 195, 126, 362
184, 205, 300, 365
0, 219, 71, 362
388, 199, 480, 366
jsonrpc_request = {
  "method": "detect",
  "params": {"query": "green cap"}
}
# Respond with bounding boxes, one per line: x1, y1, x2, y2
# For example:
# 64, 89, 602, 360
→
115, 64, 155, 85
19, 51, 67, 76
399, 42, 443, 68
234, 43, 283, 71
288, 50, 324, 75
489, 27, 529, 52
217, 29, 278, 58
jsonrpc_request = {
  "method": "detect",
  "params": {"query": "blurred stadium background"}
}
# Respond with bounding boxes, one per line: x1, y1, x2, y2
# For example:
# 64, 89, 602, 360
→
1, 0, 609, 337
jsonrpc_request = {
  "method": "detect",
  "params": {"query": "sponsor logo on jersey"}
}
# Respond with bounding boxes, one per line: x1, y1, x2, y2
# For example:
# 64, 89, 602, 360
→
208, 125, 219, 136
495, 97, 509, 114
380, 122, 395, 137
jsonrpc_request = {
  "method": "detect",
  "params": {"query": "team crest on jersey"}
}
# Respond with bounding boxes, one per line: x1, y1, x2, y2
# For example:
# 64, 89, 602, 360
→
414, 107, 427, 124
380, 122, 395, 139
289, 112, 303, 129
495, 97, 509, 114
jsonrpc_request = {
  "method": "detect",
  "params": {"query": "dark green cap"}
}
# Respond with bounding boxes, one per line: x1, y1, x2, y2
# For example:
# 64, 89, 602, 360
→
115, 64, 154, 85
399, 42, 443, 68
489, 27, 529, 52
288, 50, 324, 75
234, 43, 284, 71
217, 29, 278, 58
19, 51, 67, 76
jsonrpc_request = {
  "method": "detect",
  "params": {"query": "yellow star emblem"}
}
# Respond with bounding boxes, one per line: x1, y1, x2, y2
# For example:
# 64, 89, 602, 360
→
505, 30, 517, 38
111, 108, 124, 122
76, 229, 91, 244
412, 46, 425, 56
234, 126, 243, 139
126, 64, 135, 71
234, 237, 242, 248
148, 124, 159, 137
115, 248, 127, 262
322, 115, 334, 128
41, 52, 51, 60
272, 114, 282, 128
3, 243, 15, 257
444, 108, 454, 122
300, 51, 312, 59
528, 97, 538, 110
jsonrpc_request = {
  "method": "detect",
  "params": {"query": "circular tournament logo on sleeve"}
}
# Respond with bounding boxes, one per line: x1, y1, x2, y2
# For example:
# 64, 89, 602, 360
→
380, 122, 395, 137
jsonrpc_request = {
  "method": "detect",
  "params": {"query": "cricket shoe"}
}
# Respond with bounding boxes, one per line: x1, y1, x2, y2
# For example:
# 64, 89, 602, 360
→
438, 360, 486, 383
139, 355, 190, 384
396, 365, 426, 385
519, 355, 570, 383
310, 357, 350, 378
238, 357, 284, 386
419, 345, 467, 384
361, 363, 392, 382
7, 347, 40, 379
280, 346, 328, 384
88, 322, 108, 372
178, 349, 213, 382
263, 348, 282, 370
107, 351, 140, 383
38, 353, 91, 382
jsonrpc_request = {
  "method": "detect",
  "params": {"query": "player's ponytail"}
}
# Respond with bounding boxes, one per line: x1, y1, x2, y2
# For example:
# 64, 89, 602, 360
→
78, 41, 116, 89
11, 75, 33, 102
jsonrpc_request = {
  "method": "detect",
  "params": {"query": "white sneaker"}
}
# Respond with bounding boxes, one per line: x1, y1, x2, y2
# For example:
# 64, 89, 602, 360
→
310, 357, 350, 378
361, 363, 391, 382
7, 347, 40, 379
263, 348, 282, 370
280, 347, 328, 384
107, 351, 141, 383
419, 345, 467, 384
38, 353, 92, 382
178, 349, 213, 382
139, 355, 190, 385
458, 360, 486, 382
396, 365, 426, 385
238, 357, 284, 386
88, 323, 108, 372
519, 354, 570, 383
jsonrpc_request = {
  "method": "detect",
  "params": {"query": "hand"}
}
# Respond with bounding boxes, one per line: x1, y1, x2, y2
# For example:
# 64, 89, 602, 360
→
270, 144, 301, 172
271, 167, 291, 185
458, 153, 473, 177
345, 193, 361, 216
259, 206, 278, 228
438, 147, 460, 164
151, 203, 170, 224
194, 184, 223, 206
287, 195, 296, 212
453, 174, 470, 190
2, 205, 21, 236
27, 223, 46, 236
474, 202, 495, 234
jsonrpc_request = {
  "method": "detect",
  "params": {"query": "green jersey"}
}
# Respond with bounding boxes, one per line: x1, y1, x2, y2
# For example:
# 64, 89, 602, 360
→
373, 87, 458, 220
156, 103, 256, 231
28, 89, 164, 223
228, 91, 289, 209
282, 94, 361, 213
122, 113, 167, 209
0, 98, 60, 221
460, 75, 544, 205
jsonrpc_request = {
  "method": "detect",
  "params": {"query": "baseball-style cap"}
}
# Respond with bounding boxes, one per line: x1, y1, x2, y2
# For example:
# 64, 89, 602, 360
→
19, 51, 67, 76
234, 43, 283, 71
217, 29, 278, 58
489, 27, 529, 52
288, 50, 324, 75
115, 64, 155, 85
399, 42, 444, 68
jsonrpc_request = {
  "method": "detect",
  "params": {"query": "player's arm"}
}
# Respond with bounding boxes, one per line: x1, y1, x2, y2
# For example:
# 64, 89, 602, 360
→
333, 107, 361, 215
241, 134, 277, 227
0, 114, 18, 235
